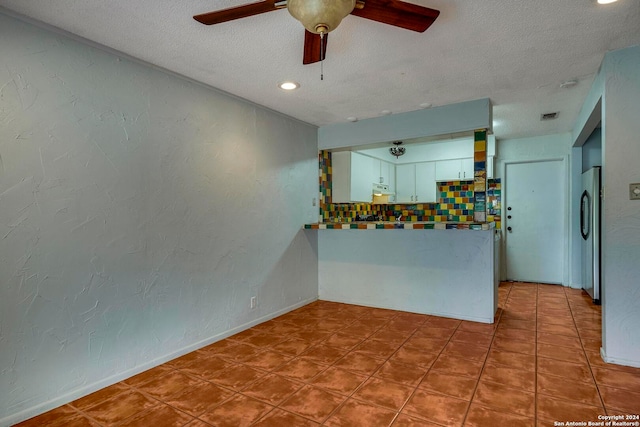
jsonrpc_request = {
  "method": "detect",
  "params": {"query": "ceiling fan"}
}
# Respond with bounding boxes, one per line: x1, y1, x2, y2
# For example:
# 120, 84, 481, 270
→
193, 0, 440, 65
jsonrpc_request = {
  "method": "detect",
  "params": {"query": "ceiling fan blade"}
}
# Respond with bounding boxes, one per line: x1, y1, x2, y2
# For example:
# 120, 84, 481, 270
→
351, 0, 440, 32
303, 30, 328, 65
194, 1, 280, 25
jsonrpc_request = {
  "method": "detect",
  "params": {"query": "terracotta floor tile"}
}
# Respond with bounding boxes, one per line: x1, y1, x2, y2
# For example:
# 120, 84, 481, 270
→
599, 385, 640, 413
356, 338, 403, 359
414, 326, 456, 339
481, 364, 535, 392
215, 342, 263, 362
118, 404, 194, 427
472, 380, 534, 417
352, 377, 414, 411
491, 336, 536, 355
242, 349, 293, 371
83, 390, 159, 425
391, 414, 445, 426
135, 370, 202, 400
431, 353, 485, 378
536, 394, 603, 422
308, 366, 368, 395
199, 394, 274, 427
537, 373, 602, 407
14, 405, 95, 427
324, 398, 397, 427
299, 343, 348, 365
164, 381, 235, 416
592, 367, 640, 391
208, 363, 266, 391
581, 338, 603, 353
403, 389, 469, 426
369, 328, 413, 345
451, 330, 494, 348
200, 339, 241, 356
419, 370, 477, 400
324, 332, 366, 350
486, 349, 536, 372
291, 329, 332, 343
388, 345, 439, 369
537, 322, 579, 337
333, 351, 386, 376
279, 385, 346, 423
457, 321, 497, 335
537, 357, 594, 383
240, 373, 303, 405
537, 342, 588, 365
374, 360, 428, 387
252, 408, 320, 426
178, 355, 233, 380
442, 341, 489, 362
270, 337, 313, 356
498, 318, 537, 330
273, 357, 328, 381
537, 332, 583, 349
69, 382, 130, 410
464, 403, 535, 427
241, 332, 287, 348
494, 327, 536, 342
427, 317, 462, 329
403, 335, 450, 353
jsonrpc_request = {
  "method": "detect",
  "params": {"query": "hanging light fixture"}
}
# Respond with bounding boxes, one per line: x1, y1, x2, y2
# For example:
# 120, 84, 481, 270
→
390, 141, 406, 158
287, 0, 356, 35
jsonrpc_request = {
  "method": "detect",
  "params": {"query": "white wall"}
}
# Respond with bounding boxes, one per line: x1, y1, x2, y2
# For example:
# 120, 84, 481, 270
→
495, 133, 574, 284
0, 13, 319, 424
597, 46, 640, 367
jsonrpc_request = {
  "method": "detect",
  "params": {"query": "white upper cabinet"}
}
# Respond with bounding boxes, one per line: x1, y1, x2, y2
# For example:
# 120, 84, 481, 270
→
332, 151, 374, 203
395, 162, 436, 203
435, 158, 474, 181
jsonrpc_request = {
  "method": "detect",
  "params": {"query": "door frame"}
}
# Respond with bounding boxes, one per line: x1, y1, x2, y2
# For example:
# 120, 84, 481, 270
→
500, 156, 570, 286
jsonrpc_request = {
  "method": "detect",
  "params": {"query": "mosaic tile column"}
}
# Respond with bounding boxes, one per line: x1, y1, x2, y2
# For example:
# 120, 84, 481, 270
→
473, 129, 488, 222
319, 150, 332, 223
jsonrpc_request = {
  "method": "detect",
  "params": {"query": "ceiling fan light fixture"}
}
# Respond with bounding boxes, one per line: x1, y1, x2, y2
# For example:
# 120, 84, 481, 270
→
287, 0, 356, 34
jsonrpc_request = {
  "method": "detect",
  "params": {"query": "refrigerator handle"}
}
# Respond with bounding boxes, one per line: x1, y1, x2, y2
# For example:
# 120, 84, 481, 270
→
580, 190, 590, 240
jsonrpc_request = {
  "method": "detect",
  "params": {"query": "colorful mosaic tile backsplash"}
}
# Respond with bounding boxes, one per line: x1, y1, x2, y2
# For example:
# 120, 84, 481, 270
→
318, 147, 502, 228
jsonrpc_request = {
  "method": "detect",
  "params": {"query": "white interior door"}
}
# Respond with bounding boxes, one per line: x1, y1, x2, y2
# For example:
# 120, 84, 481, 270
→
505, 160, 564, 284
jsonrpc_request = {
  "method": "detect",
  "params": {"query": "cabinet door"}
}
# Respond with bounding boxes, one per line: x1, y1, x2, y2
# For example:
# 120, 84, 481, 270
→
486, 156, 494, 178
415, 162, 437, 202
387, 162, 396, 202
435, 159, 462, 181
461, 158, 474, 180
395, 164, 415, 203
350, 152, 374, 202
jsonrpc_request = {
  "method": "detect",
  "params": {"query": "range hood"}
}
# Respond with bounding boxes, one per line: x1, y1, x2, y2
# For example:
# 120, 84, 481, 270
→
372, 183, 394, 196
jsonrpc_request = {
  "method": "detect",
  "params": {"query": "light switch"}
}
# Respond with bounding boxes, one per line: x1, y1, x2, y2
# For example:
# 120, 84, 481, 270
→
630, 183, 640, 200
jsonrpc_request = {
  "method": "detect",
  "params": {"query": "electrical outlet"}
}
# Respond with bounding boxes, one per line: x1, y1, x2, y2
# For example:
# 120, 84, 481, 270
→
630, 183, 640, 200
250, 296, 256, 309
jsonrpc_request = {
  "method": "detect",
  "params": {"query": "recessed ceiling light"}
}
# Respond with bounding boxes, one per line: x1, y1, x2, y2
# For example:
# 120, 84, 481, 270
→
560, 79, 578, 89
346, 116, 358, 122
597, 0, 618, 3
278, 81, 300, 90
419, 102, 432, 109
381, 110, 392, 115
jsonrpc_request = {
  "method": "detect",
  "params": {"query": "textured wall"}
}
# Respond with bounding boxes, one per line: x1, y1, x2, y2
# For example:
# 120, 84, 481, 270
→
599, 46, 640, 367
0, 13, 318, 424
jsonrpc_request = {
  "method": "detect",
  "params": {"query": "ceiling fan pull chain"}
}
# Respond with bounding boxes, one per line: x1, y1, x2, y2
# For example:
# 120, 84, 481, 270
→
320, 31, 325, 81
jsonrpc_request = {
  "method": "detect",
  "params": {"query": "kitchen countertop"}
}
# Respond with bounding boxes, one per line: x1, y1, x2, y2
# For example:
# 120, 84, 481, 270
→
304, 221, 496, 230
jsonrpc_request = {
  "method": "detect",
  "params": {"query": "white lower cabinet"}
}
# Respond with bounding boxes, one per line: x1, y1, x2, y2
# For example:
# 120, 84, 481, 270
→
395, 162, 436, 203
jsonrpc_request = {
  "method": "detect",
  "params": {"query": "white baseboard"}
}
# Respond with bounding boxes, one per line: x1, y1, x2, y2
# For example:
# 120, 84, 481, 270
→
601, 346, 640, 368
1, 296, 317, 427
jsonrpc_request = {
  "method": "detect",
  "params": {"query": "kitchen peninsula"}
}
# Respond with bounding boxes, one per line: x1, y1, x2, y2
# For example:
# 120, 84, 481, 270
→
313, 223, 500, 323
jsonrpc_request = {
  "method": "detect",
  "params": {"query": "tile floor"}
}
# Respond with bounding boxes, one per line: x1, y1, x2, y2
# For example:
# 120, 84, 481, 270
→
15, 282, 640, 427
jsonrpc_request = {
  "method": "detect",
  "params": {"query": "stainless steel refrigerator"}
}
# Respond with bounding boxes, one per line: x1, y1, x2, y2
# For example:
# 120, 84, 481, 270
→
581, 166, 601, 304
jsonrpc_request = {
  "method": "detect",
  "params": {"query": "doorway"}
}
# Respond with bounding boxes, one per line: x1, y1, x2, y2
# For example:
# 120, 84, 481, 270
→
504, 160, 565, 284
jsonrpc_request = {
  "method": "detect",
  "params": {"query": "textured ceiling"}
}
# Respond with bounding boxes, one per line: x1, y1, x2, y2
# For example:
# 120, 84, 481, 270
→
1, 0, 639, 140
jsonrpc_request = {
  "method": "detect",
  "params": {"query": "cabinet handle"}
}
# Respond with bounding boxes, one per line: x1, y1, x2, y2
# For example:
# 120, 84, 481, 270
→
416, 194, 418, 201
458, 172, 461, 179
411, 195, 414, 201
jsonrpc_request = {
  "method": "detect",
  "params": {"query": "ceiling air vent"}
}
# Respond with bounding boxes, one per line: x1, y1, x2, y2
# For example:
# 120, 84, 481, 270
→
540, 112, 559, 121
